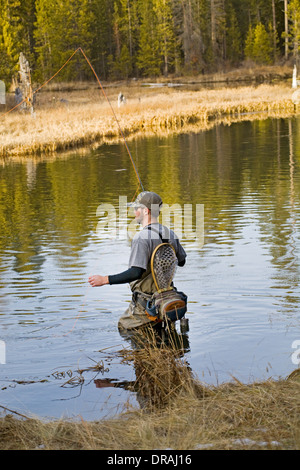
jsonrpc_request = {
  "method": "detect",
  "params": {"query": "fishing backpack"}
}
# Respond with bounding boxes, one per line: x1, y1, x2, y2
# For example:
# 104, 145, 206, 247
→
145, 226, 187, 323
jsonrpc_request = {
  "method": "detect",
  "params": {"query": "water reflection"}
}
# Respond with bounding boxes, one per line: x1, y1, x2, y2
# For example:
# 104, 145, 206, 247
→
95, 324, 191, 410
0, 116, 300, 419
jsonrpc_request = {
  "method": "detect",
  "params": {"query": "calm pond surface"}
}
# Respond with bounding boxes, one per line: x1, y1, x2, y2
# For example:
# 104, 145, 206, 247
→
1, 116, 300, 420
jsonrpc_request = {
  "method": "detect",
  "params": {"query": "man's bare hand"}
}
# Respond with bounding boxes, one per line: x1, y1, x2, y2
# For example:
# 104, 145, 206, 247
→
88, 275, 109, 287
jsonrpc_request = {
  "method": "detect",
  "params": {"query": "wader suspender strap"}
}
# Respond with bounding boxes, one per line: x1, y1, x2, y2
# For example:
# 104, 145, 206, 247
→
147, 225, 169, 243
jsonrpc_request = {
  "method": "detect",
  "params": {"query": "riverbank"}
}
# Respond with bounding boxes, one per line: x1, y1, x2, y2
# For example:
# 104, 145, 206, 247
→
0, 78, 298, 158
1, 342, 299, 450
1, 376, 299, 450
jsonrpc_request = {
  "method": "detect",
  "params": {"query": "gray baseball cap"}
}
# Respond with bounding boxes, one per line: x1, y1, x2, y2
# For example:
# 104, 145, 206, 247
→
128, 191, 163, 213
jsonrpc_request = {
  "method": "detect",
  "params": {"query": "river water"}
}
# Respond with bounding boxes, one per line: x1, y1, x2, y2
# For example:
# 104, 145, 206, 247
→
0, 116, 300, 420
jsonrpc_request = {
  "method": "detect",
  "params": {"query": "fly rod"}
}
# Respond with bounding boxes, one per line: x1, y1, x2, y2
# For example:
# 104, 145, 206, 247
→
79, 48, 145, 193
1, 47, 145, 193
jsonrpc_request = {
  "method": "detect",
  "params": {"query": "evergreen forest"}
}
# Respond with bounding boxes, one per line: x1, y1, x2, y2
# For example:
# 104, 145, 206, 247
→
0, 0, 300, 84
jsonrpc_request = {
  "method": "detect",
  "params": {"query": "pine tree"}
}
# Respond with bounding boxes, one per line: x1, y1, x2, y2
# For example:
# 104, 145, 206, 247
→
225, 1, 241, 65
0, 0, 11, 83
34, 0, 58, 80
110, 0, 140, 78
77, 0, 97, 78
177, 0, 194, 71
88, 0, 114, 80
288, 0, 300, 59
173, 0, 210, 74
244, 24, 255, 61
34, 0, 96, 81
136, 0, 161, 76
193, 0, 213, 68
0, 0, 292, 83
0, 0, 34, 77
153, 0, 176, 75
210, 0, 226, 64
245, 22, 273, 64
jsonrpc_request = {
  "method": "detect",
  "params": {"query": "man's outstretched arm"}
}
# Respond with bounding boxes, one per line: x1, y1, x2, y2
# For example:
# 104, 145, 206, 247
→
88, 266, 145, 287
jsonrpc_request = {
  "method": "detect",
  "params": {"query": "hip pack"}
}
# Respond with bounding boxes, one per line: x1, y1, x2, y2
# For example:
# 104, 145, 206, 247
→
145, 289, 187, 322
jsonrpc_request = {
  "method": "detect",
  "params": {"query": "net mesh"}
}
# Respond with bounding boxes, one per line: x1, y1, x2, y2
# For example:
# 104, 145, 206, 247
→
152, 244, 177, 291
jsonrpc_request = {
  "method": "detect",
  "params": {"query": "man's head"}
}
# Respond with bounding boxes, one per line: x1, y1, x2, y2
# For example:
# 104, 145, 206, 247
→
129, 191, 163, 224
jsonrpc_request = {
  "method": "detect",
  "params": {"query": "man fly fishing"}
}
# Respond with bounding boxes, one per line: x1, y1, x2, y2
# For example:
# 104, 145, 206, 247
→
88, 191, 187, 332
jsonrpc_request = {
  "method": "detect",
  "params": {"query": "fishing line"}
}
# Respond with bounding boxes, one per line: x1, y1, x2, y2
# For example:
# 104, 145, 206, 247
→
79, 48, 145, 192
1, 47, 145, 193
1, 48, 145, 338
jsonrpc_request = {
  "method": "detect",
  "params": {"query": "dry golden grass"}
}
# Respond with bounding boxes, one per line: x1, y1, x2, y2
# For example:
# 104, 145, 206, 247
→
1, 327, 299, 450
0, 81, 297, 158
